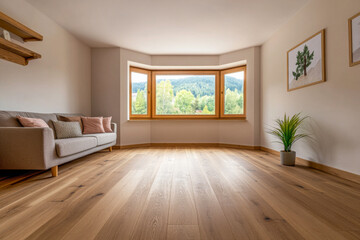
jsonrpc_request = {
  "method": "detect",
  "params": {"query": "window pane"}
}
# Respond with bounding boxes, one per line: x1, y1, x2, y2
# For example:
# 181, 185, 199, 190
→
131, 71, 148, 115
224, 71, 244, 115
155, 75, 216, 115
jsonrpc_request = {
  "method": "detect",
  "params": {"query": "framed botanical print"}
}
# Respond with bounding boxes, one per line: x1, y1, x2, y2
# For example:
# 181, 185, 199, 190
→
349, 12, 360, 67
287, 29, 326, 91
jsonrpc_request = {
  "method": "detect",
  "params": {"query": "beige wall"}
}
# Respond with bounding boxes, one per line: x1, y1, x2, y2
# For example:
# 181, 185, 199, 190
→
120, 48, 152, 145
92, 47, 261, 147
0, 0, 91, 115
261, 0, 360, 174
2, 0, 357, 175
219, 47, 261, 146
91, 48, 120, 143
121, 48, 260, 146
148, 55, 221, 144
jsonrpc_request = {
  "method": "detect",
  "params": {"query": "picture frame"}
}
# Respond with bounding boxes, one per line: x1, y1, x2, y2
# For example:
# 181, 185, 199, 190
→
349, 12, 360, 67
287, 29, 326, 92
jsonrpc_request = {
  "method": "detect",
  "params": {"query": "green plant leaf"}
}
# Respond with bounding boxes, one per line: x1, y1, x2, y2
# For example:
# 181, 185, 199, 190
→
267, 113, 309, 152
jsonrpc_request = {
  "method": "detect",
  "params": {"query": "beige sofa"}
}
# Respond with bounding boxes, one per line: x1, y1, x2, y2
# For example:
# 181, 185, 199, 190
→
0, 111, 117, 176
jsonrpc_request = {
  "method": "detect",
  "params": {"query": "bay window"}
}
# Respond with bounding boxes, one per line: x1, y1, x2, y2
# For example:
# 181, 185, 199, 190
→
129, 66, 246, 120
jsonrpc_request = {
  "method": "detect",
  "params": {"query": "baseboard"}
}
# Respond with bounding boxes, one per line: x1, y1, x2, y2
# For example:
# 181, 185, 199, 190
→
219, 143, 260, 150
115, 144, 151, 149
114, 143, 260, 150
260, 147, 360, 184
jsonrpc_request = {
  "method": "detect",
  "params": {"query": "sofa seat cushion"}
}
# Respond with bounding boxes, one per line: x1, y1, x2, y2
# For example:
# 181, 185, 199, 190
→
82, 133, 116, 146
55, 137, 97, 157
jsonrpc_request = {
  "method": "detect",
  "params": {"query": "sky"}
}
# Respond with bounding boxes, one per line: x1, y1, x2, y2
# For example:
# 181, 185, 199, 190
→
156, 75, 216, 80
131, 72, 147, 83
132, 72, 243, 83
225, 71, 244, 80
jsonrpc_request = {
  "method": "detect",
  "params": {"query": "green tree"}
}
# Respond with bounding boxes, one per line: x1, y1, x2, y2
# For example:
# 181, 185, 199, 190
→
225, 89, 243, 114
236, 94, 243, 110
202, 105, 212, 114
175, 90, 195, 114
156, 80, 174, 114
192, 95, 200, 112
199, 95, 215, 112
132, 99, 136, 113
292, 44, 314, 80
134, 90, 147, 114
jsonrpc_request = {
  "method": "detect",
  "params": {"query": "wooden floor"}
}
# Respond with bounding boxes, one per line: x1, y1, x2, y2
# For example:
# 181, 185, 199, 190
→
0, 148, 359, 240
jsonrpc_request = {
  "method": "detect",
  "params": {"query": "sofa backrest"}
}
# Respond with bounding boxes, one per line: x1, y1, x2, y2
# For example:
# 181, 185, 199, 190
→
0, 111, 83, 139
0, 111, 58, 128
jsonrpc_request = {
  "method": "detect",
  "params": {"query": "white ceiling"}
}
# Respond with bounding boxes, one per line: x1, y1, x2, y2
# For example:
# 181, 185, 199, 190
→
27, 0, 308, 55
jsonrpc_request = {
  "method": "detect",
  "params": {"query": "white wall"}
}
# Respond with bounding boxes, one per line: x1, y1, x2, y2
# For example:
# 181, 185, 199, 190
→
261, 0, 360, 174
91, 47, 261, 147
0, 0, 91, 115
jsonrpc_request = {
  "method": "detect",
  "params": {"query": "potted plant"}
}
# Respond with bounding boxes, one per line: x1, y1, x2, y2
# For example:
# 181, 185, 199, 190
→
267, 113, 309, 166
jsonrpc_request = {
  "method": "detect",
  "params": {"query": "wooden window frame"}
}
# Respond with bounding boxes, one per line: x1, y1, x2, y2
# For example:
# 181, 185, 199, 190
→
151, 70, 220, 119
129, 66, 246, 120
220, 66, 247, 119
129, 67, 151, 119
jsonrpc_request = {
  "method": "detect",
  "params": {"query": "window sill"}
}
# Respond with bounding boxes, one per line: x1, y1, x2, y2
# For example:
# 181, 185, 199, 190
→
128, 117, 247, 121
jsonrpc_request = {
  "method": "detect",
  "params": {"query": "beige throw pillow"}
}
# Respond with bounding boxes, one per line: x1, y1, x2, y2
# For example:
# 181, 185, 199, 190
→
58, 115, 83, 130
52, 121, 82, 139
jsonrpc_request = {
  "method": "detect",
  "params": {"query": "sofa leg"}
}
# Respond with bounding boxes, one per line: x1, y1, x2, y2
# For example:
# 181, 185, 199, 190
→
51, 166, 58, 177
109, 146, 113, 152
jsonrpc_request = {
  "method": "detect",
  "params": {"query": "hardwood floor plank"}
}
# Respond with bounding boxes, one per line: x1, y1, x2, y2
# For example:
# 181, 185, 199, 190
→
168, 149, 198, 225
201, 149, 304, 240
0, 148, 358, 240
94, 151, 163, 240
186, 148, 235, 240
222, 149, 350, 239
0, 177, 78, 227
130, 149, 174, 240
26, 150, 145, 240
237, 150, 360, 223
0, 150, 133, 223
0, 203, 60, 240
167, 225, 201, 240
252, 150, 360, 195
0, 151, 115, 208
62, 170, 144, 240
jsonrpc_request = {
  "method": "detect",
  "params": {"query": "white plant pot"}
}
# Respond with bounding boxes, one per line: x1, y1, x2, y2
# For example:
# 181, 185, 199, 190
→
280, 151, 296, 166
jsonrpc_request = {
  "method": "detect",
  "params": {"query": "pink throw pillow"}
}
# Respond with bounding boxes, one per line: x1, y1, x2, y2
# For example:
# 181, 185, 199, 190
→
17, 116, 49, 128
103, 116, 112, 133
81, 117, 105, 134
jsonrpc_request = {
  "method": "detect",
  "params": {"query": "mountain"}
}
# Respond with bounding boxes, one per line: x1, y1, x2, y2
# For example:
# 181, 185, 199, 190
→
132, 76, 243, 97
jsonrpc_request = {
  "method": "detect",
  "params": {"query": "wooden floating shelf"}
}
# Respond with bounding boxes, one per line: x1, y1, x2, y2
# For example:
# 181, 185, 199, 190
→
0, 11, 43, 42
0, 38, 41, 65
0, 10, 42, 65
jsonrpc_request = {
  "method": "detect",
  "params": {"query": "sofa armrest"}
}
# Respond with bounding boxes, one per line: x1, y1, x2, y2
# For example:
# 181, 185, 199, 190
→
111, 122, 117, 134
0, 127, 55, 170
